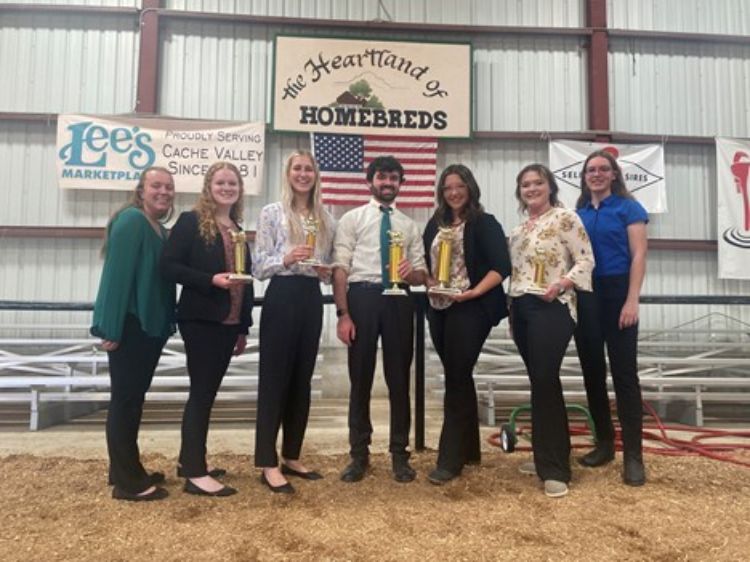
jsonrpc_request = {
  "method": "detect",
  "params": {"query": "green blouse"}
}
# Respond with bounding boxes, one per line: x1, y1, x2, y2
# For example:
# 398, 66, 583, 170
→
91, 207, 176, 342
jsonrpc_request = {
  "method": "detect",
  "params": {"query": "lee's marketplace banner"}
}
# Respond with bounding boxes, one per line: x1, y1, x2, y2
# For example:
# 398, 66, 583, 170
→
716, 138, 750, 280
56, 115, 265, 194
549, 140, 667, 214
272, 36, 471, 138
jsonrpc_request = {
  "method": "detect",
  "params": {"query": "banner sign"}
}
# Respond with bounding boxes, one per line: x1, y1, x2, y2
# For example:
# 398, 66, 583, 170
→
549, 140, 667, 214
716, 138, 750, 279
56, 114, 265, 194
273, 35, 471, 138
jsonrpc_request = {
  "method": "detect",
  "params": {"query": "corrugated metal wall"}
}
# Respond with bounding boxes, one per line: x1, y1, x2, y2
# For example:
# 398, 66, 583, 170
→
2, 0, 750, 336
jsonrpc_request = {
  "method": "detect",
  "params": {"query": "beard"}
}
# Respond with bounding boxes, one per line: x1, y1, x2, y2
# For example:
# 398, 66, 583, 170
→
372, 185, 398, 203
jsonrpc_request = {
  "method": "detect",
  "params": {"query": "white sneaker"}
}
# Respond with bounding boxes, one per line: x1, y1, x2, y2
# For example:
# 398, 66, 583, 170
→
518, 460, 537, 476
544, 480, 569, 498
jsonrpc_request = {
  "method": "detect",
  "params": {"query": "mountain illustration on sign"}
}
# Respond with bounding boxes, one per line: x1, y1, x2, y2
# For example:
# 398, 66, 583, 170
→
332, 80, 384, 109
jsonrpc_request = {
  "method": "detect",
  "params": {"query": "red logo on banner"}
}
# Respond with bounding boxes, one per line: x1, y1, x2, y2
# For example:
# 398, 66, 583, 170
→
731, 151, 750, 231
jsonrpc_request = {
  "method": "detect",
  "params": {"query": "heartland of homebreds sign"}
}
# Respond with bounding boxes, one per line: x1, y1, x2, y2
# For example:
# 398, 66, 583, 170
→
272, 36, 472, 138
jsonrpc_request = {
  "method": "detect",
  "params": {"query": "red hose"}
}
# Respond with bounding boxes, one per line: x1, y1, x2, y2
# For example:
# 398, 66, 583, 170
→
488, 400, 750, 468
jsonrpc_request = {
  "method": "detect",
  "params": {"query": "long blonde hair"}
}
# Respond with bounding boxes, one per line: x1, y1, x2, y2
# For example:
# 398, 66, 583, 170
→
194, 161, 244, 243
281, 150, 332, 253
102, 166, 174, 256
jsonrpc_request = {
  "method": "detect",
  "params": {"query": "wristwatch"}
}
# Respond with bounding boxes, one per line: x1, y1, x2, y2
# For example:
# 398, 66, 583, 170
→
336, 308, 349, 317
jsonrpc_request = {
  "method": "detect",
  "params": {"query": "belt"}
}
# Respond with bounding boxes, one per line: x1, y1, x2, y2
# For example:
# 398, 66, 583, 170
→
349, 281, 409, 290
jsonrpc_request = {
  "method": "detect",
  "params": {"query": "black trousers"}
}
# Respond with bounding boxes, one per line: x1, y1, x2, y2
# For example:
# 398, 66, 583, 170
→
428, 299, 492, 474
347, 283, 414, 460
178, 320, 239, 476
255, 276, 323, 467
574, 275, 643, 459
106, 314, 167, 494
512, 295, 575, 483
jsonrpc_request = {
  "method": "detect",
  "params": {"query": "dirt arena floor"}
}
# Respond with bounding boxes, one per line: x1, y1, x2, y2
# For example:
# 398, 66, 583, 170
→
2, 422, 749, 562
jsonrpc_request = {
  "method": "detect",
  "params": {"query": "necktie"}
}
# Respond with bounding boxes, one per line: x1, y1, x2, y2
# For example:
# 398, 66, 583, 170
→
380, 206, 392, 286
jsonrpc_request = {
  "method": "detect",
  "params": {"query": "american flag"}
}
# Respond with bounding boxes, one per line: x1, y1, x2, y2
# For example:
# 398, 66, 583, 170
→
311, 133, 437, 207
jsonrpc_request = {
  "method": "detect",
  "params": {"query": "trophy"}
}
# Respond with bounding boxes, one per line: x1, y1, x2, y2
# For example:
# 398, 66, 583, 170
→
429, 227, 462, 295
382, 230, 408, 296
228, 230, 254, 282
525, 247, 548, 295
300, 216, 320, 266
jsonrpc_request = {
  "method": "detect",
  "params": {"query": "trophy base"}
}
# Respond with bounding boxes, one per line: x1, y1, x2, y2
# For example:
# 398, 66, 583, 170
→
428, 286, 462, 295
524, 285, 547, 295
382, 286, 408, 296
300, 258, 321, 266
228, 273, 254, 283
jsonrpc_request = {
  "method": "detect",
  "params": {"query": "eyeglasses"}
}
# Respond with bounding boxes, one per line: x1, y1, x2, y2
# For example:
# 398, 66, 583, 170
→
585, 165, 613, 175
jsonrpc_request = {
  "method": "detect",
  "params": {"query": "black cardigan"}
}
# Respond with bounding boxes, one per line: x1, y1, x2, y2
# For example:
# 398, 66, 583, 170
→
161, 211, 254, 333
423, 212, 512, 326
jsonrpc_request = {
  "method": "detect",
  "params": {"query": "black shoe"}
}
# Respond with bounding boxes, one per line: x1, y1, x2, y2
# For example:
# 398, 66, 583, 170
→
177, 467, 227, 479
392, 458, 416, 483
623, 457, 646, 487
281, 464, 324, 481
184, 479, 237, 497
427, 467, 457, 485
260, 472, 295, 494
112, 485, 169, 502
108, 471, 165, 487
578, 441, 615, 467
340, 459, 369, 483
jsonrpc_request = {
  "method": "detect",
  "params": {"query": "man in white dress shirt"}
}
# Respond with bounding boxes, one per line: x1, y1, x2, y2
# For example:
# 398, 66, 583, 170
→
332, 155, 428, 483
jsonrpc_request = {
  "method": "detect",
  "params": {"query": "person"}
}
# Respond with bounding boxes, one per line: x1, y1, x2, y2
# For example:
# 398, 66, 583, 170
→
91, 167, 176, 502
422, 164, 512, 485
252, 150, 335, 494
508, 163, 595, 498
574, 150, 649, 486
332, 155, 428, 483
161, 161, 253, 497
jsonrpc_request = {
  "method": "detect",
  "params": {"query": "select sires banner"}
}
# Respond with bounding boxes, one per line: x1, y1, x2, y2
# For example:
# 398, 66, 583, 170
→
56, 114, 265, 194
272, 36, 471, 138
549, 140, 667, 214
716, 138, 750, 280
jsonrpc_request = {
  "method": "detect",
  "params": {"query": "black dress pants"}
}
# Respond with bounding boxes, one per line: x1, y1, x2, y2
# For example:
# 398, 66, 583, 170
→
428, 299, 492, 474
106, 314, 166, 494
574, 275, 643, 459
347, 283, 414, 461
254, 276, 323, 467
512, 295, 575, 483
178, 320, 239, 476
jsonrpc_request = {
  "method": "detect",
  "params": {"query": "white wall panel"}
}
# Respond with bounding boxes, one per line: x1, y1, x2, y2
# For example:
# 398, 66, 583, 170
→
163, 0, 584, 27
0, 12, 138, 114
609, 0, 750, 35
610, 38, 750, 137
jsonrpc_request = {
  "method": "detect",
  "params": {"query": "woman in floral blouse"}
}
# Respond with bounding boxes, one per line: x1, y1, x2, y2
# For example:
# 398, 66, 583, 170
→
508, 163, 595, 498
252, 150, 335, 493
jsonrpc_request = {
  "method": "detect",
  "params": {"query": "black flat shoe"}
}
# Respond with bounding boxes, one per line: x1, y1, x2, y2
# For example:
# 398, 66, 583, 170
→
340, 459, 368, 483
281, 464, 324, 481
177, 467, 227, 479
578, 441, 616, 468
623, 457, 646, 487
183, 479, 237, 497
112, 486, 169, 502
260, 472, 295, 494
108, 471, 165, 487
427, 467, 458, 485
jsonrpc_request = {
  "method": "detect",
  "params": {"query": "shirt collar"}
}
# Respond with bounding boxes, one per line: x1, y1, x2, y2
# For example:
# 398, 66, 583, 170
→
369, 198, 397, 211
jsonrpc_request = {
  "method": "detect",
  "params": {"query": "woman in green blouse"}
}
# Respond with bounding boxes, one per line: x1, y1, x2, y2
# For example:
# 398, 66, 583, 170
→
91, 167, 176, 502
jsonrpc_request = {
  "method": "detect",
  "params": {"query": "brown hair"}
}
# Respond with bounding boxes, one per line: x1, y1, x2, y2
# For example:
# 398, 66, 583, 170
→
514, 163, 561, 214
576, 150, 633, 209
194, 161, 244, 243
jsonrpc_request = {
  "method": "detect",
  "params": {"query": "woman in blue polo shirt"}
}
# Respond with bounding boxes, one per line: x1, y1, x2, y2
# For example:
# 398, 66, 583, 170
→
574, 150, 648, 486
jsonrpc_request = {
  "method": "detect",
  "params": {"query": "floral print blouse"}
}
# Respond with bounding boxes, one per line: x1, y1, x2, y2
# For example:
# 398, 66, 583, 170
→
509, 206, 595, 321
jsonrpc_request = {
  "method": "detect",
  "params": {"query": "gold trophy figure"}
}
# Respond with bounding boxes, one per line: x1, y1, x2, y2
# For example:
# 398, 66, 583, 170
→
429, 227, 462, 295
228, 230, 254, 282
382, 230, 408, 296
300, 216, 321, 266
525, 247, 548, 295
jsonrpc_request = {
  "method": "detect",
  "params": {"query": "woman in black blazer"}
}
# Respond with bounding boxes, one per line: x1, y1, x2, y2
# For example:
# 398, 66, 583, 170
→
161, 161, 253, 497
423, 164, 512, 485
